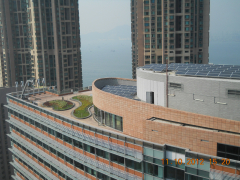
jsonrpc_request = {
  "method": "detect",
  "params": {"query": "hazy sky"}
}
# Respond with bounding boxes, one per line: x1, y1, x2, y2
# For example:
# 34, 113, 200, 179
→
79, 0, 240, 36
79, 0, 130, 35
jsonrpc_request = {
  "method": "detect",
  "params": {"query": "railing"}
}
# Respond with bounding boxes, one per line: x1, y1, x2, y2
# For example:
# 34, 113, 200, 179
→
43, 86, 90, 95
13, 175, 22, 180
10, 161, 38, 180
10, 148, 59, 180
7, 91, 151, 158
10, 133, 89, 180
210, 169, 240, 179
10, 86, 91, 97
8, 119, 142, 180
7, 102, 143, 161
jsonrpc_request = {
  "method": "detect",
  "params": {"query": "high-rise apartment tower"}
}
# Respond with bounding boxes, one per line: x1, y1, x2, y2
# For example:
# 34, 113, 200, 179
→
0, 0, 82, 91
131, 0, 210, 78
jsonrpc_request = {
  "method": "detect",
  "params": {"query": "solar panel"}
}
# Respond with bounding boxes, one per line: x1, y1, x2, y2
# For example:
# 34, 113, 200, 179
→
219, 74, 232, 78
231, 74, 240, 78
139, 63, 240, 79
196, 72, 209, 76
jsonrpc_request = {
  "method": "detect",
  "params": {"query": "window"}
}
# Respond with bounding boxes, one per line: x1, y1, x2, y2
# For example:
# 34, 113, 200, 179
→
144, 162, 163, 178
217, 143, 240, 161
96, 149, 109, 159
111, 154, 124, 165
165, 166, 184, 180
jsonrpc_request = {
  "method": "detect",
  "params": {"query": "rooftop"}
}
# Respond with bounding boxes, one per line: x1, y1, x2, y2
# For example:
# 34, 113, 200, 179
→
139, 63, 240, 79
24, 91, 122, 134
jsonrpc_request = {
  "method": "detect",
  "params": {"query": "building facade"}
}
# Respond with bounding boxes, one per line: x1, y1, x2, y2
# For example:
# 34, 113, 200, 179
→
5, 63, 240, 180
131, 0, 210, 78
0, 0, 82, 90
0, 87, 19, 180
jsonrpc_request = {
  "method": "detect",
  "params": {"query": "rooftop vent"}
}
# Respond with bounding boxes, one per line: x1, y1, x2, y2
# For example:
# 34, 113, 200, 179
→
228, 90, 240, 96
169, 83, 182, 89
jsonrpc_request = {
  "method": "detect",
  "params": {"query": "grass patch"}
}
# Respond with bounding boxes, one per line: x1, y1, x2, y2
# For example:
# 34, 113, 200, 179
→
72, 95, 93, 118
43, 100, 74, 111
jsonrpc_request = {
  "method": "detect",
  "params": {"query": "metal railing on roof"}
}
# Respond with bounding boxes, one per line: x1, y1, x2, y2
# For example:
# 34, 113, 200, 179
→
10, 86, 91, 97
12, 175, 22, 180
10, 133, 89, 180
10, 148, 59, 180
8, 119, 142, 180
10, 161, 38, 180
6, 91, 155, 152
7, 102, 143, 161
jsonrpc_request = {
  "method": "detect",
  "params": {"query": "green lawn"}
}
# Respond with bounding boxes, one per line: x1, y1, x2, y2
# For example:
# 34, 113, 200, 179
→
43, 100, 74, 111
72, 95, 93, 118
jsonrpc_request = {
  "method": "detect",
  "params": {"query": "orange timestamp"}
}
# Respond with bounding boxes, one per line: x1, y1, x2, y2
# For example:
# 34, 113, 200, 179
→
161, 158, 231, 165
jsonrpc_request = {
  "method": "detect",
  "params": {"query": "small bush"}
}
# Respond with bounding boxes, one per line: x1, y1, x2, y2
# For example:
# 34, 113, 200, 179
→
72, 95, 93, 118
43, 100, 74, 111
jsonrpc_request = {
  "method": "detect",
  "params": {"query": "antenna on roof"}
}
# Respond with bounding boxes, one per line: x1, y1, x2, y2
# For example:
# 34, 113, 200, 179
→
15, 81, 18, 98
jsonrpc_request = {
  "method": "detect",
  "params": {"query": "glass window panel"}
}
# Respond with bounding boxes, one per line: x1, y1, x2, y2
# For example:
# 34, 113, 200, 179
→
115, 116, 123, 131
56, 132, 63, 139
144, 174, 154, 180
154, 165, 163, 178
111, 114, 115, 129
84, 144, 90, 152
119, 156, 124, 165
144, 162, 153, 175
198, 169, 209, 178
185, 174, 198, 180
186, 157, 197, 168
144, 147, 154, 157
144, 156, 154, 163
105, 112, 111, 127
126, 159, 134, 169
103, 151, 109, 160
226, 145, 238, 155
164, 166, 175, 179
176, 168, 184, 180
153, 158, 162, 165
197, 178, 209, 180
153, 150, 163, 159
135, 161, 142, 171
197, 158, 210, 171
217, 144, 225, 152
111, 154, 118, 164
186, 167, 197, 175
225, 153, 238, 161
217, 152, 225, 158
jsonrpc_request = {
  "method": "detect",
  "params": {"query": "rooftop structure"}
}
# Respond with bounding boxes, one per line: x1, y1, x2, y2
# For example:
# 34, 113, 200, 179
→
140, 63, 240, 79
5, 64, 240, 180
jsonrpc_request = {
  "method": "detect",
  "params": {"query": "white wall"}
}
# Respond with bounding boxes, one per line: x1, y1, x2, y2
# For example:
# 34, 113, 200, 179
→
137, 76, 165, 106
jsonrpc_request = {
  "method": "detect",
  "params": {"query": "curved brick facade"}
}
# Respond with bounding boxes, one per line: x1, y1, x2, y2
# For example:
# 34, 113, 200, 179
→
93, 78, 240, 156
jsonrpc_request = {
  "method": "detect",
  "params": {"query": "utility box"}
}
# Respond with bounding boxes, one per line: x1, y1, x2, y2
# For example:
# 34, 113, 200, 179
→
146, 92, 154, 104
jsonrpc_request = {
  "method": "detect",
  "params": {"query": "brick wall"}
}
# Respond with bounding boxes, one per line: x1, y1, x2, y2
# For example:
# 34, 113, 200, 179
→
92, 78, 240, 156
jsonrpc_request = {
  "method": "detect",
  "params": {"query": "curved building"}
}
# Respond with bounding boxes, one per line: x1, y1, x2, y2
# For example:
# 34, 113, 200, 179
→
5, 63, 240, 180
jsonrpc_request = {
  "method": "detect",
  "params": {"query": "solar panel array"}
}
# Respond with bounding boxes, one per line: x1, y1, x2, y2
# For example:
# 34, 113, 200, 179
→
101, 85, 137, 99
140, 63, 240, 79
